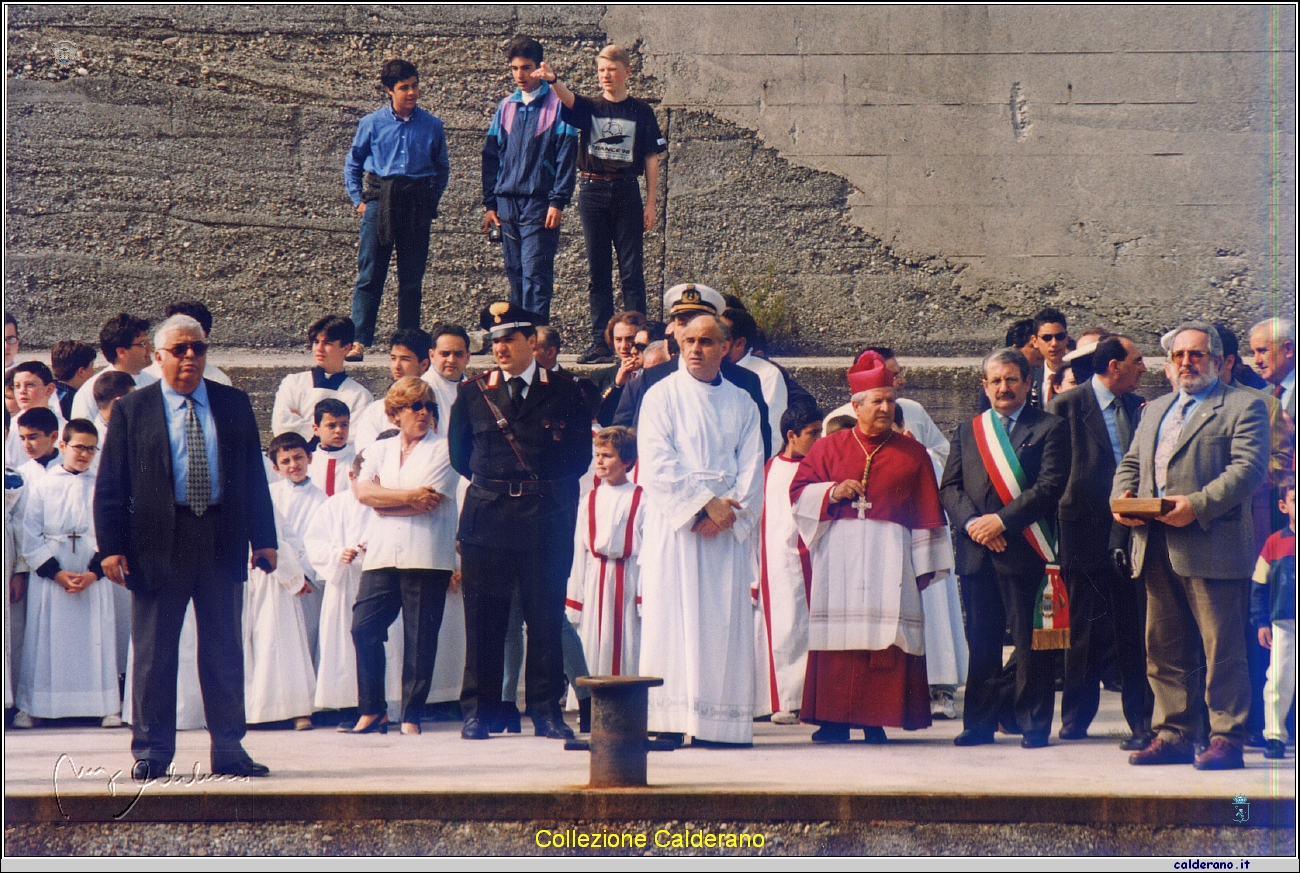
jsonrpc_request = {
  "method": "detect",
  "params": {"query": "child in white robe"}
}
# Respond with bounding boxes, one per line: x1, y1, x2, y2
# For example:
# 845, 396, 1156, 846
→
243, 433, 320, 729
304, 450, 404, 715
15, 420, 120, 726
270, 432, 328, 666
307, 398, 355, 497
566, 427, 644, 678
753, 403, 822, 724
271, 315, 373, 442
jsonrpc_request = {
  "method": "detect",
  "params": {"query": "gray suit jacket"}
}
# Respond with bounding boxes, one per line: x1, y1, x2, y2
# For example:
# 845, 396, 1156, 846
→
1111, 379, 1268, 580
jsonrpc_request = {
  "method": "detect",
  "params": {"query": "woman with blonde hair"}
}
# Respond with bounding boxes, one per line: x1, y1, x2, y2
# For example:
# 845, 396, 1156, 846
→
346, 377, 459, 736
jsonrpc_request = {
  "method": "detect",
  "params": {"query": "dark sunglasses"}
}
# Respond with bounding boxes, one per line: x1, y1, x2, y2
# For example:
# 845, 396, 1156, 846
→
161, 341, 209, 357
405, 400, 436, 413
633, 342, 648, 352
1037, 331, 1068, 343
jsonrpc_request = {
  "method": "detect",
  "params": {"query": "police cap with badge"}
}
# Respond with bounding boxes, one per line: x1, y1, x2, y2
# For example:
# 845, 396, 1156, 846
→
480, 301, 542, 338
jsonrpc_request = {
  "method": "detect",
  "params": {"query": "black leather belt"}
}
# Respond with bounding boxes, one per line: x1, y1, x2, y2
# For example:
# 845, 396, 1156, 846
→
471, 475, 558, 497
580, 172, 633, 182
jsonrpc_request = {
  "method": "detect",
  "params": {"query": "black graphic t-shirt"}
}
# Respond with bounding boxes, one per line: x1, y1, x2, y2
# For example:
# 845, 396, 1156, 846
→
563, 93, 666, 176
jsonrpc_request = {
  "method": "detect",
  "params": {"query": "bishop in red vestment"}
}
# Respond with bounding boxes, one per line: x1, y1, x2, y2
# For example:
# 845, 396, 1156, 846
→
789, 351, 953, 742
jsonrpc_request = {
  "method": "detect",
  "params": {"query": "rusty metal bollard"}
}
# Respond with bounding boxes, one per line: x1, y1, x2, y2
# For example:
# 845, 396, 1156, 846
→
567, 676, 668, 787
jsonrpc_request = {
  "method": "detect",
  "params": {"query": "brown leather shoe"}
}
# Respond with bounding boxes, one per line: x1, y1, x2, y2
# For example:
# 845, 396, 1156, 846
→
1128, 736, 1194, 766
1193, 737, 1245, 771
344, 342, 366, 362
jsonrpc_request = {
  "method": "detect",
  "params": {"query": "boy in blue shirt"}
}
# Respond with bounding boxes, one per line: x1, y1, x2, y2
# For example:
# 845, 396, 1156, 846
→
345, 59, 450, 361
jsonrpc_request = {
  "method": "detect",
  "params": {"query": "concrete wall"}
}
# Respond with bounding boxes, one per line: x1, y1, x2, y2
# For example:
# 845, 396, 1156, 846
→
5, 6, 1295, 356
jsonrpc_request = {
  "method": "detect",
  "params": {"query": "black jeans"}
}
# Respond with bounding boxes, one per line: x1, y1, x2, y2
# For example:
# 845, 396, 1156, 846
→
352, 567, 450, 723
350, 183, 435, 347
578, 177, 646, 344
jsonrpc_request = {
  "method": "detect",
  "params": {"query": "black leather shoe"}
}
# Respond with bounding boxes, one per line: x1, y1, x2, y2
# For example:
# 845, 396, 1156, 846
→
1020, 732, 1049, 749
1119, 730, 1156, 751
953, 729, 996, 747
489, 706, 522, 734
533, 713, 575, 740
1264, 740, 1287, 760
652, 732, 685, 748
810, 723, 851, 744
212, 756, 270, 777
860, 726, 888, 744
131, 759, 170, 783
1058, 722, 1088, 740
577, 344, 615, 365
461, 717, 490, 740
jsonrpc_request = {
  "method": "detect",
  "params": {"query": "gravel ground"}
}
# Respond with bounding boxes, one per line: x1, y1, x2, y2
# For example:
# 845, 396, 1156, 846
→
6, 819, 1293, 857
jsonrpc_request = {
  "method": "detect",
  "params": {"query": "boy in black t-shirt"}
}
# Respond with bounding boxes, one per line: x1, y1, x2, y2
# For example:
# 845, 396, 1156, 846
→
535, 46, 668, 364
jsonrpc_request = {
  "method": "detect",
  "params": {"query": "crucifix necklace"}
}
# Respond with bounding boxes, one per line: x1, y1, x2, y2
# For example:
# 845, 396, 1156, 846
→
66, 530, 82, 553
847, 427, 893, 518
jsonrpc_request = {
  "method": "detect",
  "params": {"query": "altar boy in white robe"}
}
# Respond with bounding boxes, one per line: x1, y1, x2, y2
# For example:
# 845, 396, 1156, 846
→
567, 426, 645, 679
637, 314, 765, 746
269, 432, 328, 666
304, 451, 404, 715
243, 433, 320, 729
272, 315, 373, 443
753, 401, 822, 724
15, 420, 120, 727
308, 398, 355, 498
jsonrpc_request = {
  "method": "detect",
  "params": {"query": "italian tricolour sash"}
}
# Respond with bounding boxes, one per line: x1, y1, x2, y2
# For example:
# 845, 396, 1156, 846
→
971, 410, 1070, 650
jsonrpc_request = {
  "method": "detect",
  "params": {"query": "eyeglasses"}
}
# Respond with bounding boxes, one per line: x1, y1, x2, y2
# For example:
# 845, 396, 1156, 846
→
1169, 350, 1208, 364
404, 400, 436, 413
3, 336, 17, 346
65, 443, 98, 455
1037, 332, 1068, 343
633, 342, 648, 352
161, 342, 209, 358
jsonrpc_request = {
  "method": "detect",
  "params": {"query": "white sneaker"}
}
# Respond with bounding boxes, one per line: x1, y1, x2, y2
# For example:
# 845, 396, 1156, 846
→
12, 711, 34, 728
771, 710, 800, 725
101, 714, 123, 728
930, 691, 956, 720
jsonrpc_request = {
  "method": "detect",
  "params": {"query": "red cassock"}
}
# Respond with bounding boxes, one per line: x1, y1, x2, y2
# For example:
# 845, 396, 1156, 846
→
789, 427, 950, 730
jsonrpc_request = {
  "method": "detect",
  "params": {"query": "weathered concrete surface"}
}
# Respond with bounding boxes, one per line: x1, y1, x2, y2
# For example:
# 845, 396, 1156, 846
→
606, 5, 1299, 352
5, 6, 1294, 356
4, 691, 1295, 856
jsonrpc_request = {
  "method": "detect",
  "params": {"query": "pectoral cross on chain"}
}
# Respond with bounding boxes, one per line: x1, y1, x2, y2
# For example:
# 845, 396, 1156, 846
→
66, 531, 81, 553
852, 494, 872, 519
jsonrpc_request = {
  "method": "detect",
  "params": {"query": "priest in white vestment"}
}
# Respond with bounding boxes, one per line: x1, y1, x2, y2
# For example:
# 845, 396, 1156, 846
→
790, 351, 954, 743
638, 314, 765, 745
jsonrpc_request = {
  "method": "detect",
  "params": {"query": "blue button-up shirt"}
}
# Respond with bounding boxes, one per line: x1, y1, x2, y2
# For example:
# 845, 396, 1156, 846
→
1090, 375, 1125, 466
344, 104, 450, 206
161, 379, 221, 505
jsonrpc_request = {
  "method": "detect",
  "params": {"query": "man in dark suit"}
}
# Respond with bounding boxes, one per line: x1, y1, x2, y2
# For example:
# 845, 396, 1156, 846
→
1114, 322, 1269, 770
940, 347, 1070, 748
450, 302, 593, 741
95, 314, 277, 781
1047, 335, 1154, 748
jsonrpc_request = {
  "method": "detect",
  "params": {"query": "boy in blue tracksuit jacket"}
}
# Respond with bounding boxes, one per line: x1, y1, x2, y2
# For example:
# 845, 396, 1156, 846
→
482, 36, 578, 325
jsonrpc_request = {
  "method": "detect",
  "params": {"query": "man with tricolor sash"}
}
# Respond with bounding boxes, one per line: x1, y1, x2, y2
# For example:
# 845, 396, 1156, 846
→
940, 347, 1070, 749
